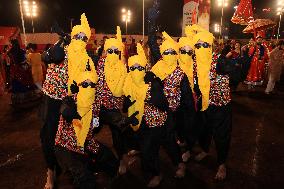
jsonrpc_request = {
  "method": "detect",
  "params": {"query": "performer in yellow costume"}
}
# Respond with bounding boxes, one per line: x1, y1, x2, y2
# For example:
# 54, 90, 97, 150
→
148, 31, 196, 186
66, 13, 98, 147
190, 24, 232, 181
55, 14, 119, 188
176, 25, 200, 163
123, 43, 184, 187
92, 26, 138, 175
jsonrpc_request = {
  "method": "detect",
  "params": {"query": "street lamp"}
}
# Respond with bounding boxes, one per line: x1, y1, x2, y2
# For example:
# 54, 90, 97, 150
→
23, 0, 38, 33
277, 0, 284, 41
122, 8, 131, 35
217, 0, 228, 39
214, 23, 221, 33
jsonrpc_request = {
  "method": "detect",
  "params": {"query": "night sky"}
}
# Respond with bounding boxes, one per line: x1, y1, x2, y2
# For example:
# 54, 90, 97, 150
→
0, 0, 274, 38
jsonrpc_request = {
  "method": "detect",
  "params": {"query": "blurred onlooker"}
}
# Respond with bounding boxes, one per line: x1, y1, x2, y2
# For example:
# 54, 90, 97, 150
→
44, 44, 52, 51
0, 50, 5, 95
26, 43, 44, 92
122, 37, 129, 63
9, 39, 35, 105
128, 38, 137, 57
2, 45, 11, 88
245, 35, 269, 89
265, 40, 284, 94
97, 36, 108, 57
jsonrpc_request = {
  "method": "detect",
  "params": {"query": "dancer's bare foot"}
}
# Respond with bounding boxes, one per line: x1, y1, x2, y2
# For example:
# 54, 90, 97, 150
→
147, 175, 162, 188
175, 163, 186, 178
44, 169, 55, 189
182, 151, 191, 162
127, 150, 140, 156
195, 151, 208, 162
215, 164, 227, 181
118, 159, 127, 175
177, 140, 186, 147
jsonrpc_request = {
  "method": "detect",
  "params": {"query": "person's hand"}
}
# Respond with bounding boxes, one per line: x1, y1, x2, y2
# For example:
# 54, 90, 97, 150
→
128, 111, 139, 126
70, 80, 79, 94
144, 71, 156, 84
122, 95, 136, 113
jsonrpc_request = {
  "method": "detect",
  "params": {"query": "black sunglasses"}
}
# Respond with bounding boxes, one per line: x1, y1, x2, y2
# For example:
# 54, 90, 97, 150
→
73, 34, 88, 42
80, 81, 96, 88
107, 49, 120, 55
163, 50, 177, 55
194, 42, 211, 49
180, 49, 193, 56
129, 66, 145, 71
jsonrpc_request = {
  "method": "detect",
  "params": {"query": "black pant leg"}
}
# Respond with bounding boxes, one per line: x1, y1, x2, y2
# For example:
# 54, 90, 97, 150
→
87, 143, 119, 178
161, 125, 182, 166
173, 110, 185, 143
198, 112, 213, 153
109, 125, 125, 159
40, 96, 62, 169
100, 109, 127, 159
55, 147, 97, 189
139, 125, 161, 176
183, 110, 199, 152
209, 105, 232, 165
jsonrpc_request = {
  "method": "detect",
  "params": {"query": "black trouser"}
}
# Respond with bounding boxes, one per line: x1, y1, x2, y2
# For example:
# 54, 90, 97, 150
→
173, 109, 185, 144
182, 110, 199, 152
139, 117, 182, 177
198, 104, 232, 165
40, 95, 62, 170
55, 144, 119, 189
99, 108, 128, 159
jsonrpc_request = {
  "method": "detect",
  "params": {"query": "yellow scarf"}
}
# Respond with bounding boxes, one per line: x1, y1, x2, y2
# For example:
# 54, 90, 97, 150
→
178, 26, 195, 90
104, 55, 127, 97
178, 55, 194, 91
152, 59, 177, 80
192, 28, 214, 111
195, 47, 212, 111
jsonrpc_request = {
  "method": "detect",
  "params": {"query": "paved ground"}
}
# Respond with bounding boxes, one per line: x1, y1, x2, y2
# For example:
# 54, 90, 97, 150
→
0, 84, 284, 189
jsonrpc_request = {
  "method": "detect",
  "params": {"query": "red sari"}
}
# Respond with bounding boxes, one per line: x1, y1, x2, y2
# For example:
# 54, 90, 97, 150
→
245, 45, 269, 86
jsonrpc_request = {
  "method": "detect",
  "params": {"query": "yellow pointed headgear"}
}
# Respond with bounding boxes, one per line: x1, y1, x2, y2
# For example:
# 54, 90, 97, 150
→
193, 30, 214, 45
160, 32, 179, 54
178, 25, 195, 49
104, 26, 124, 52
128, 43, 147, 67
71, 13, 91, 40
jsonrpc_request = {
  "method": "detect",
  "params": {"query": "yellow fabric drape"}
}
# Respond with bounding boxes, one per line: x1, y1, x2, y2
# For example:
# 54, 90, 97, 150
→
192, 26, 214, 111
178, 55, 194, 91
104, 58, 127, 97
178, 25, 195, 91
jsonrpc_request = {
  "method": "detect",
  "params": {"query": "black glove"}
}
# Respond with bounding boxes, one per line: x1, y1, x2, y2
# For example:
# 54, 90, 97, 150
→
122, 95, 136, 113
61, 96, 81, 123
70, 80, 79, 94
125, 111, 139, 126
144, 71, 156, 84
